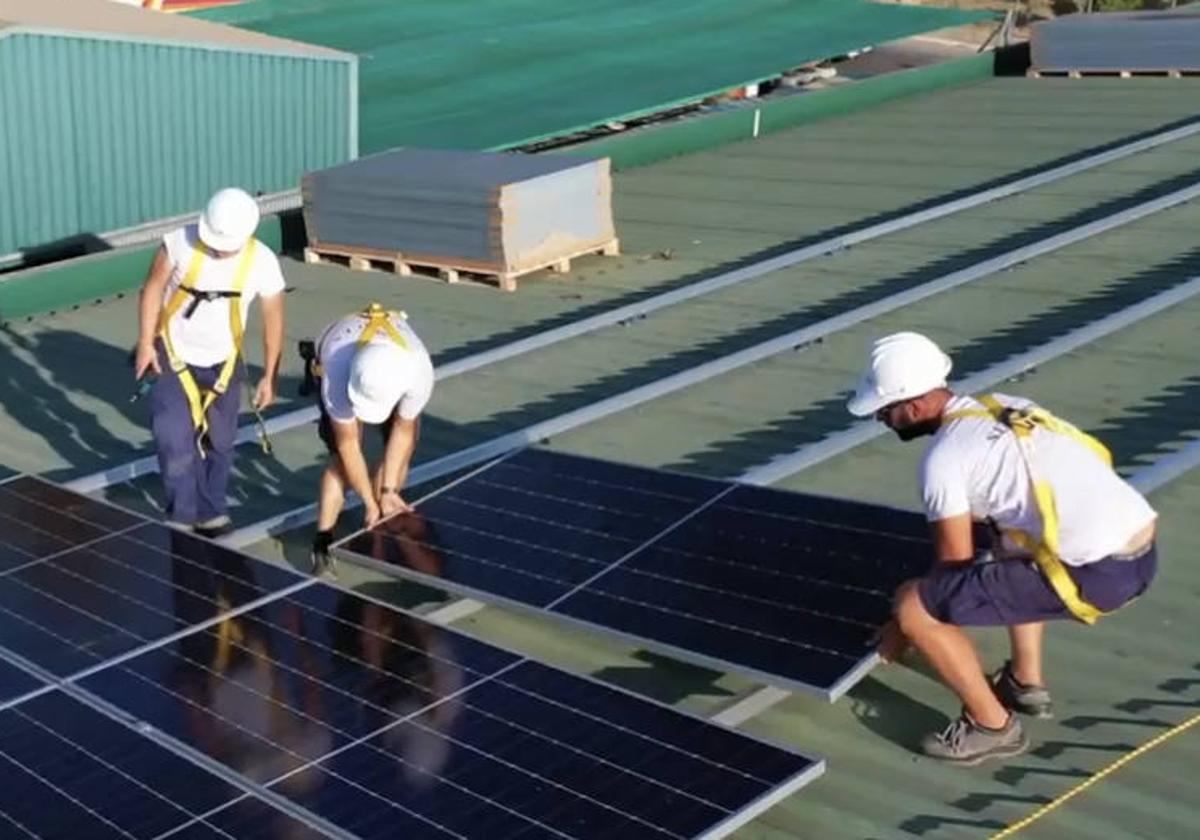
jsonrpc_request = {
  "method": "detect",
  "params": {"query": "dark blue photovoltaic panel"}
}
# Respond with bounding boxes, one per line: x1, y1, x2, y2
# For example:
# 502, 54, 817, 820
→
0, 690, 311, 839
0, 476, 142, 572
79, 582, 820, 839
337, 449, 932, 698
0, 658, 43, 707
0, 520, 305, 677
171, 797, 331, 840
342, 449, 726, 608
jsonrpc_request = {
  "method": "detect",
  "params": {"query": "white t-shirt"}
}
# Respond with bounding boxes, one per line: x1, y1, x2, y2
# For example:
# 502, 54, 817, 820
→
920, 393, 1156, 566
161, 224, 286, 367
317, 311, 434, 424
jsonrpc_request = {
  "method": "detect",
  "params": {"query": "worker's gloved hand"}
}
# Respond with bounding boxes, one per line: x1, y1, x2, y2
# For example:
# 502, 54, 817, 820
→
310, 530, 336, 578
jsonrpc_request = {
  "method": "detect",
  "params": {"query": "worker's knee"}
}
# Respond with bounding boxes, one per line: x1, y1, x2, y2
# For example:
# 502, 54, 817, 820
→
894, 579, 935, 635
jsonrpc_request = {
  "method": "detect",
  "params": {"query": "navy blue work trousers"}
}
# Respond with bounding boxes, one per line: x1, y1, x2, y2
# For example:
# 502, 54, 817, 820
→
151, 342, 242, 524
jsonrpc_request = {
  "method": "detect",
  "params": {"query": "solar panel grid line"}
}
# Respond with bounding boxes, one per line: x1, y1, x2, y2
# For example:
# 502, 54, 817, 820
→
131, 651, 536, 840
120, 626, 708, 840
0, 646, 350, 839
241, 179, 1200, 547
1, 476, 141, 530
225, 447, 524, 550
0, 748, 139, 839
7, 702, 240, 840
214, 588, 789, 831
0, 522, 148, 578
653, 542, 892, 599
329, 547, 860, 701
0, 810, 36, 839
0, 521, 317, 681
335, 449, 932, 699
72, 589, 701, 837
62, 114, 1200, 496
59, 578, 318, 688
607, 559, 877, 631
416, 497, 630, 565
44, 685, 360, 840
317, 580, 824, 772
543, 485, 739, 610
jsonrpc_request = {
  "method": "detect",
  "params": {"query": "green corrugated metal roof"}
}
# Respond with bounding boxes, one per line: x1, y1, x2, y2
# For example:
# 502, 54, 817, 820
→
3, 74, 1199, 839
194, 0, 988, 153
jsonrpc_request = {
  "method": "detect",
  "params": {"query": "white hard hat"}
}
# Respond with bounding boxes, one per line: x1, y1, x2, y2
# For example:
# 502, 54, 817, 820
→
198, 187, 260, 252
348, 343, 405, 424
846, 332, 952, 417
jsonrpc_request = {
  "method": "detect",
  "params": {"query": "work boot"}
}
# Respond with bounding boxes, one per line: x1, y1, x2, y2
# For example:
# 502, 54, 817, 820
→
993, 660, 1054, 719
921, 710, 1028, 765
311, 530, 337, 579
193, 515, 233, 539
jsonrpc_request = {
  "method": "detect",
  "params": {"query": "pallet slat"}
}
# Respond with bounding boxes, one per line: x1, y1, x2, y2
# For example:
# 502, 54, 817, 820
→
303, 239, 620, 292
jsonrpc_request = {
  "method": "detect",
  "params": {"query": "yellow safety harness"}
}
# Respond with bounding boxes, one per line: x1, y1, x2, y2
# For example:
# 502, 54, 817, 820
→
303, 302, 409, 383
943, 394, 1113, 624
356, 302, 409, 349
158, 240, 257, 455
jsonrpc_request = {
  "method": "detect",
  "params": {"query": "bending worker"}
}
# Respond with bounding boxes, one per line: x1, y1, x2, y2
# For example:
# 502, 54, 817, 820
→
306, 304, 434, 575
134, 187, 285, 538
847, 332, 1157, 765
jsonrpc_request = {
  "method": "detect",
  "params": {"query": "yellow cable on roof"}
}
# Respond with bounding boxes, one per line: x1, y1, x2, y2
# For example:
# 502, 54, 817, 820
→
990, 711, 1200, 838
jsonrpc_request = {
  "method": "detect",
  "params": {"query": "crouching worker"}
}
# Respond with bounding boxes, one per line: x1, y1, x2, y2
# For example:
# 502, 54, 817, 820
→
133, 188, 285, 538
847, 332, 1158, 765
307, 304, 434, 575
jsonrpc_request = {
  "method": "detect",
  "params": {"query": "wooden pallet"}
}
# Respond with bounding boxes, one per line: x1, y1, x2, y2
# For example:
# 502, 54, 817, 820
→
1028, 68, 1197, 79
303, 239, 621, 292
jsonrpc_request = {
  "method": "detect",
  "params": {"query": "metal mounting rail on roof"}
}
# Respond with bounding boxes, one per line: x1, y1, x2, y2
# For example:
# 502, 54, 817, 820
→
65, 119, 1200, 495
1129, 438, 1200, 495
739, 273, 1200, 486
222, 183, 1200, 548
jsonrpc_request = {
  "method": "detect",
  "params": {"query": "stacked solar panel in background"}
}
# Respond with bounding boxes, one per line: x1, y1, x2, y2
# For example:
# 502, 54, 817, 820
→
338, 449, 932, 700
0, 474, 822, 839
302, 148, 616, 277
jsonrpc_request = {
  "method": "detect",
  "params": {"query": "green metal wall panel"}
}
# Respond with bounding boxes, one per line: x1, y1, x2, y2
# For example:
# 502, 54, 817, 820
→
0, 32, 352, 258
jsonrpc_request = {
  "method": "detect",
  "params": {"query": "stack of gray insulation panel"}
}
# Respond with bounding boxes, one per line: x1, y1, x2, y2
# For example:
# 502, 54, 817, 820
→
301, 148, 615, 277
1031, 8, 1200, 72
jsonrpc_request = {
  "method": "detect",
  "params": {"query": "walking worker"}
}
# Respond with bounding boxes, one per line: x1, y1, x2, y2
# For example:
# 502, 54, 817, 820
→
847, 332, 1158, 765
133, 187, 285, 538
305, 303, 434, 575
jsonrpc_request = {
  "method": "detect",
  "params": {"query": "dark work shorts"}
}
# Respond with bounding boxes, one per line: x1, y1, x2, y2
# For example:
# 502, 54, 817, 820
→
917, 542, 1158, 626
316, 380, 395, 455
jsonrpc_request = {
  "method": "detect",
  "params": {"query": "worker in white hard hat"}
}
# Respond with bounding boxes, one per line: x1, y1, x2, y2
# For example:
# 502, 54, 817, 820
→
133, 187, 286, 538
305, 303, 435, 575
847, 331, 1157, 765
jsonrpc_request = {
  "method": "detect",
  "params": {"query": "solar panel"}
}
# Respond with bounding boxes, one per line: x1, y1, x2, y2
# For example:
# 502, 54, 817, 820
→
0, 690, 325, 838
0, 476, 143, 572
0, 475, 822, 838
336, 449, 932, 700
0, 517, 306, 679
77, 582, 821, 839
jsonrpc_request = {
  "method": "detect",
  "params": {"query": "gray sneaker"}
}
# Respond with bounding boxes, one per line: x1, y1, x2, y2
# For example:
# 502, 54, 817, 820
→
921, 711, 1028, 765
993, 661, 1054, 719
